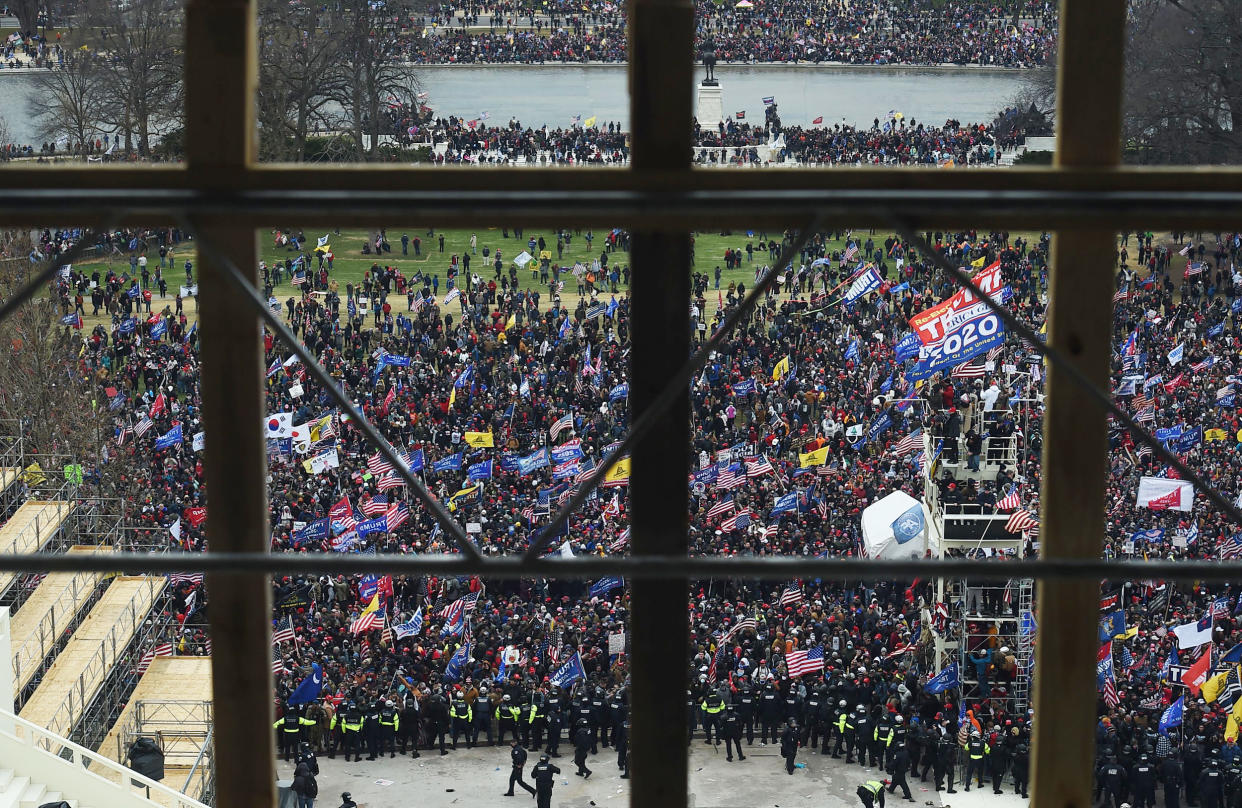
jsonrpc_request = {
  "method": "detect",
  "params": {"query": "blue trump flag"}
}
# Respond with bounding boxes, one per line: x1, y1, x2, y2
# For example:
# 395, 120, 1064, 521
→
287, 663, 323, 706
1159, 696, 1184, 736
518, 448, 549, 475
443, 642, 472, 682
732, 379, 757, 396
895, 332, 922, 363
1099, 610, 1127, 642
1222, 644, 1242, 666
154, 425, 183, 450
406, 449, 425, 473
891, 504, 925, 545
770, 492, 799, 516
433, 453, 463, 473
549, 649, 586, 688
925, 662, 959, 694
609, 383, 629, 402
589, 577, 624, 598
467, 459, 494, 482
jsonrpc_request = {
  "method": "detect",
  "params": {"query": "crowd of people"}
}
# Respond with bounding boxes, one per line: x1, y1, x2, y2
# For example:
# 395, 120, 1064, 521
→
29, 218, 1242, 800
411, 0, 1056, 66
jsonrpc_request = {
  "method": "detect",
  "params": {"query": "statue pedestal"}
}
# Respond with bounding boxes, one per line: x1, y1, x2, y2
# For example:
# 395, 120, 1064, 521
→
696, 82, 724, 125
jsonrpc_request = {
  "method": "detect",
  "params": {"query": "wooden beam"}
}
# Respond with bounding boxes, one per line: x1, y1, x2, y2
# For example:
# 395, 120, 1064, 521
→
626, 0, 693, 801
185, 1, 274, 806
1030, 1, 1126, 807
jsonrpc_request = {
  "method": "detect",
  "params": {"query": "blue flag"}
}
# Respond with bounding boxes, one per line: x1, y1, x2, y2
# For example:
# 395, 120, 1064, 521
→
895, 333, 922, 363
732, 379, 757, 396
771, 491, 798, 516
154, 425, 183, 449
150, 319, 167, 339
287, 663, 323, 706
1099, 610, 1127, 642
467, 459, 494, 482
1222, 644, 1242, 666
609, 383, 629, 402
518, 448, 549, 475
589, 577, 624, 598
406, 449, 425, 472
433, 453, 463, 473
292, 518, 329, 547
443, 642, 471, 682
549, 650, 586, 688
891, 504, 925, 544
925, 662, 959, 694
118, 317, 137, 335
1159, 696, 1184, 736
844, 338, 860, 363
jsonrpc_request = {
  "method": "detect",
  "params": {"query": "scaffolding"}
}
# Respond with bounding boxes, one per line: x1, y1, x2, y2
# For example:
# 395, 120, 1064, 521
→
114, 700, 215, 805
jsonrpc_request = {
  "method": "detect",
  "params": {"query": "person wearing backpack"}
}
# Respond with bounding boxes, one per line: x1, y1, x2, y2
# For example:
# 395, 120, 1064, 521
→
292, 759, 318, 807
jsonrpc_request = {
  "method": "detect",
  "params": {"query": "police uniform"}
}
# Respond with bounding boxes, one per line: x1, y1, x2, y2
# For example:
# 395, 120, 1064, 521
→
532, 755, 561, 808
378, 702, 399, 757
451, 698, 474, 748
858, 779, 887, 808
700, 692, 725, 744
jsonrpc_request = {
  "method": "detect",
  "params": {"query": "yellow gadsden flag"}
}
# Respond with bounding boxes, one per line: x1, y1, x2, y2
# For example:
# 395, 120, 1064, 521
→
1205, 428, 1229, 442
602, 457, 631, 486
1227, 695, 1242, 741
970, 255, 987, 268
463, 431, 494, 448
799, 446, 830, 468
772, 355, 791, 381
1202, 667, 1235, 705
583, 116, 597, 128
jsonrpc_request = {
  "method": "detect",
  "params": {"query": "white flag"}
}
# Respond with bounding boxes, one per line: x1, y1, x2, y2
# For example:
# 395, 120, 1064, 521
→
264, 412, 294, 439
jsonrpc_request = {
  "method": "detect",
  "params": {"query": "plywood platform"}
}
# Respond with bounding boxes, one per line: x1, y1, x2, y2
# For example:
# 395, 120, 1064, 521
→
0, 467, 19, 495
10, 545, 114, 691
96, 656, 213, 807
0, 500, 72, 596
18, 576, 164, 738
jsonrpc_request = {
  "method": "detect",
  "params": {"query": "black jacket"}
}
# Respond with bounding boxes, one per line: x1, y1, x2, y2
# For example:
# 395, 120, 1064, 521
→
511, 745, 529, 767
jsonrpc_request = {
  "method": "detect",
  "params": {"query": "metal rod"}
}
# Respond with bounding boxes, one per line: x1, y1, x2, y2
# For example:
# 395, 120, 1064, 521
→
187, 222, 485, 563
523, 215, 824, 559
0, 225, 114, 326
0, 551, 1236, 581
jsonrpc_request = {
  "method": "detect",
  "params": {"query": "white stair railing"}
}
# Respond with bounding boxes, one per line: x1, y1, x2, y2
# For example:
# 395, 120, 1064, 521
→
0, 708, 209, 808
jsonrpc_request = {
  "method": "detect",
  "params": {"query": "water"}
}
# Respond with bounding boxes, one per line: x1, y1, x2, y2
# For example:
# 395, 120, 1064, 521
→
0, 64, 1026, 146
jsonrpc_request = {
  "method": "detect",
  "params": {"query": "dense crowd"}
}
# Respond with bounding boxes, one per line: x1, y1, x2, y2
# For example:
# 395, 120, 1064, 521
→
411, 0, 1056, 66
32, 219, 1242, 796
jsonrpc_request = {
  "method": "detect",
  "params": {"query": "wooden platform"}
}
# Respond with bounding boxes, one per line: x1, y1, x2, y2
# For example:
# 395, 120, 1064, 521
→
10, 545, 114, 691
0, 500, 72, 596
18, 576, 164, 738
0, 467, 18, 495
96, 656, 213, 807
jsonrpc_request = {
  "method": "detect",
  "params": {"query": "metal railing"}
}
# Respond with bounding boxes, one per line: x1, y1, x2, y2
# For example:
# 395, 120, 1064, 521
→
0, 500, 73, 563
0, 708, 210, 808
115, 700, 215, 804
11, 563, 111, 693
41, 575, 166, 740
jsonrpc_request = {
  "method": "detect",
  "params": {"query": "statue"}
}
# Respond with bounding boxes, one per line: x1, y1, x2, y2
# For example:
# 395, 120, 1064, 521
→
700, 37, 717, 86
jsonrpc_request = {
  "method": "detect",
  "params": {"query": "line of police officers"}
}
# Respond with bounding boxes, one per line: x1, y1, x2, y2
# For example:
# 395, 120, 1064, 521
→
1095, 739, 1241, 808
689, 681, 1031, 796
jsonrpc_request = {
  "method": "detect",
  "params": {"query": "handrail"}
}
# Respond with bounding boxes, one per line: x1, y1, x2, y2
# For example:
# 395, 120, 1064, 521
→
11, 563, 107, 685
41, 576, 166, 739
0, 500, 71, 558
0, 707, 210, 808
182, 724, 214, 802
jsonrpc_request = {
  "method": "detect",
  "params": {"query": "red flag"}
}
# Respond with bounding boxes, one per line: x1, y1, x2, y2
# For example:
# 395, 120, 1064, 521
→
1148, 488, 1182, 511
812, 116, 823, 125
382, 385, 396, 415
184, 507, 207, 528
150, 392, 167, 418
1183, 647, 1212, 695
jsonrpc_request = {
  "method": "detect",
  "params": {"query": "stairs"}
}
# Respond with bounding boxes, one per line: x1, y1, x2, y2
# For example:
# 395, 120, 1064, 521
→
0, 768, 76, 808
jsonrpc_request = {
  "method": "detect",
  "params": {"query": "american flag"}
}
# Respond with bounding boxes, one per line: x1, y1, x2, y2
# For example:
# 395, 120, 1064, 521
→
1220, 666, 1242, 710
381, 617, 393, 646
361, 496, 389, 516
762, 523, 779, 540
786, 645, 825, 677
350, 606, 383, 635
1006, 509, 1037, 534
933, 602, 949, 633
1113, 287, 1130, 303
1132, 392, 1152, 412
169, 572, 205, 585
707, 644, 726, 684
1185, 261, 1205, 277
745, 457, 775, 477
273, 615, 296, 644
715, 470, 739, 490
843, 244, 858, 262
137, 644, 175, 675
952, 360, 987, 379
440, 592, 480, 623
368, 450, 395, 476
116, 426, 134, 446
1219, 534, 1242, 560
377, 474, 406, 491
272, 647, 288, 675
1212, 596, 1231, 619
550, 413, 574, 440
1192, 357, 1216, 373
997, 485, 1021, 511
521, 506, 536, 523
779, 582, 803, 607
722, 616, 757, 644
705, 498, 735, 521
890, 428, 923, 457
385, 502, 411, 532
1102, 678, 1119, 707
134, 416, 154, 436
721, 510, 751, 532
610, 527, 630, 552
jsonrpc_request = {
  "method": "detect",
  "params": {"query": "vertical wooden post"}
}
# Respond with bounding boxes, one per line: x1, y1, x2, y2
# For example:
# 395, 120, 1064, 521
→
184, 1, 273, 806
627, 0, 693, 803
1031, 1, 1125, 807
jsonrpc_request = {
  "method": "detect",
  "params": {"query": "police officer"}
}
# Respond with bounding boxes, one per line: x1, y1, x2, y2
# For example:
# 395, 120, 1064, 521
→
843, 704, 860, 763
340, 701, 364, 763
832, 700, 849, 758
1012, 742, 1030, 799
451, 695, 474, 749
1203, 760, 1226, 808
1188, 744, 1205, 807
701, 689, 726, 745
722, 705, 746, 762
573, 695, 595, 751
376, 700, 398, 758
503, 739, 537, 797
887, 742, 913, 801
874, 712, 894, 771
364, 699, 382, 760
425, 688, 450, 755
573, 719, 594, 778
545, 689, 564, 757
1162, 752, 1184, 808
992, 728, 1012, 794
532, 754, 561, 808
496, 694, 520, 745
855, 706, 874, 768
1133, 753, 1158, 808
529, 693, 547, 751
936, 727, 958, 793
473, 686, 491, 747
607, 690, 626, 749
803, 688, 823, 751
735, 683, 756, 745
1098, 755, 1126, 808
275, 708, 303, 761
518, 697, 535, 748
398, 696, 421, 757
963, 730, 988, 791
617, 717, 631, 775
590, 687, 608, 752
858, 778, 887, 808
781, 718, 800, 775
295, 741, 319, 778
760, 683, 782, 745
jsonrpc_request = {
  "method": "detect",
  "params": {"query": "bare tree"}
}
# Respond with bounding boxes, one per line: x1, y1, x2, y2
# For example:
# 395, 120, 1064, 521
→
9, 0, 41, 35
32, 53, 106, 152
80, 0, 183, 156
256, 0, 346, 162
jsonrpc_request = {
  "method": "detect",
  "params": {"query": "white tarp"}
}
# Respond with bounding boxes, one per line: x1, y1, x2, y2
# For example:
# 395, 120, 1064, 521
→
860, 490, 938, 560
1136, 475, 1194, 512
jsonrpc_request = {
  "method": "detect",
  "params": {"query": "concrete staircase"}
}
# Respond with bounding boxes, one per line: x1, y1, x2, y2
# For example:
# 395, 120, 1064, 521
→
0, 768, 76, 808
